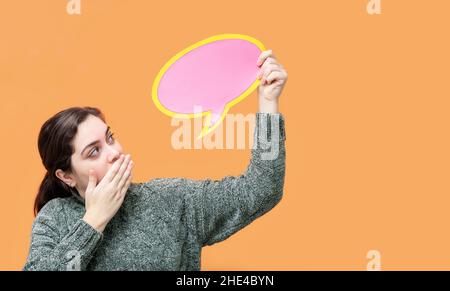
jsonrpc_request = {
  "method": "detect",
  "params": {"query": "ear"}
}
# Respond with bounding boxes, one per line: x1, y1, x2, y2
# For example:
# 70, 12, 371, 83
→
55, 169, 75, 188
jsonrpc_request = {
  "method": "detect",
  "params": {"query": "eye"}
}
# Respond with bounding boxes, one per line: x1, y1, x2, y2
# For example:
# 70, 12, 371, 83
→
88, 146, 99, 158
108, 132, 115, 143
87, 133, 115, 158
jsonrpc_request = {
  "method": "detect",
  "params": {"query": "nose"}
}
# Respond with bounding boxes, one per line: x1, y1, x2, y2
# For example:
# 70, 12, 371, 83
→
108, 150, 122, 164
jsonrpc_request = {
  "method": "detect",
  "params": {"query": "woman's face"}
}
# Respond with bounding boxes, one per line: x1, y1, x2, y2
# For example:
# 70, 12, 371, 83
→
56, 114, 125, 198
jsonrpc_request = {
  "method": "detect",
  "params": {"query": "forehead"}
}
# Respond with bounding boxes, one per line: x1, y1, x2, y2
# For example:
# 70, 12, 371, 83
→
73, 115, 107, 153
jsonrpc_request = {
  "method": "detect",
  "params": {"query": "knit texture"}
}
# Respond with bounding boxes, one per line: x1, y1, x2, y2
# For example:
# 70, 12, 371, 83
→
23, 112, 286, 270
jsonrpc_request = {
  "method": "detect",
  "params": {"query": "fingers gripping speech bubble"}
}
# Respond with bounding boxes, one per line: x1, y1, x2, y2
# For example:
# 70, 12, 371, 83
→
152, 34, 266, 139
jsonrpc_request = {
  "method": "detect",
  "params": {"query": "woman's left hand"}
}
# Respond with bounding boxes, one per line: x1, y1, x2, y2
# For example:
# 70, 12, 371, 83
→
256, 50, 288, 108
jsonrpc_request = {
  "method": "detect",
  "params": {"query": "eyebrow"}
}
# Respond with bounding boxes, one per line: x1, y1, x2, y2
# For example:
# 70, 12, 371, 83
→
81, 126, 111, 156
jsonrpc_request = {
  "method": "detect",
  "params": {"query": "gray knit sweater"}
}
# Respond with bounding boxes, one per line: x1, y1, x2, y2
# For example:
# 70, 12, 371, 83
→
23, 113, 286, 271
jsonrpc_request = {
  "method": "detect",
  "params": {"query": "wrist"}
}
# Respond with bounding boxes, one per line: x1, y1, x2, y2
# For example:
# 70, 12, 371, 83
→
82, 212, 107, 233
258, 98, 279, 114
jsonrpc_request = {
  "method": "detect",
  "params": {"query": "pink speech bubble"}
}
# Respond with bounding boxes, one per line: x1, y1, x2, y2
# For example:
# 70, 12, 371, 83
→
152, 34, 266, 138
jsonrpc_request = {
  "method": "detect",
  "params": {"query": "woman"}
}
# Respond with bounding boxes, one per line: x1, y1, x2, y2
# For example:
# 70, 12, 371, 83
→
24, 50, 288, 271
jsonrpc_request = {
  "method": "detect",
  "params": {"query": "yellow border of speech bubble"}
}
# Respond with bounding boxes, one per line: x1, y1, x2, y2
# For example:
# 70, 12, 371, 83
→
151, 33, 266, 139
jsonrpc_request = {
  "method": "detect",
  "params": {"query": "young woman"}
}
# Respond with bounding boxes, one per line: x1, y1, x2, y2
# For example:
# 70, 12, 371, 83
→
23, 50, 288, 270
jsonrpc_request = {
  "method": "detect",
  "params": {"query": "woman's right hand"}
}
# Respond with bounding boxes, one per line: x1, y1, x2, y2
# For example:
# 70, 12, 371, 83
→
82, 154, 133, 233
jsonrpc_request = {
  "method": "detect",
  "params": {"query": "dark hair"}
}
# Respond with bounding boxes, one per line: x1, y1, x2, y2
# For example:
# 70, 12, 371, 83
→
34, 106, 106, 216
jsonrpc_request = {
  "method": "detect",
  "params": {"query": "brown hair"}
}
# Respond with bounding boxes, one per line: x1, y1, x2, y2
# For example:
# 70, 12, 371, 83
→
34, 106, 106, 216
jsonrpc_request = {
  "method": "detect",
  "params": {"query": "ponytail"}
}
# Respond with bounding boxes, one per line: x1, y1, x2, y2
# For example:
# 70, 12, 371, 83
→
34, 171, 72, 216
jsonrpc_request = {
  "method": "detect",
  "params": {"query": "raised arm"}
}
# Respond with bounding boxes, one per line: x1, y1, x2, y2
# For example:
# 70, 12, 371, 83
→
195, 49, 288, 245
195, 112, 286, 246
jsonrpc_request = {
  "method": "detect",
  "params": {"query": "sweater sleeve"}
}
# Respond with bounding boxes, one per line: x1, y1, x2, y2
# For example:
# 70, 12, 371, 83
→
194, 112, 286, 246
23, 199, 103, 271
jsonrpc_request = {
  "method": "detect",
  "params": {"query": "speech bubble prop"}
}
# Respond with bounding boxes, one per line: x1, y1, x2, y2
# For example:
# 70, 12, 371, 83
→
152, 34, 266, 139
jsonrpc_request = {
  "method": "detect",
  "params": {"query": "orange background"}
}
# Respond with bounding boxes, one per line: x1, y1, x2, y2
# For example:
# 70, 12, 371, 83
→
1, 0, 450, 270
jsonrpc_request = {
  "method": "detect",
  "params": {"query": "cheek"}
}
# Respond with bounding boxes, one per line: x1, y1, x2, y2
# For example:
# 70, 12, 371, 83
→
81, 162, 109, 187
93, 163, 110, 183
